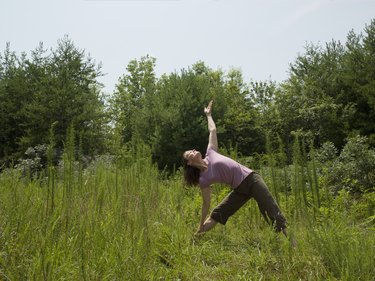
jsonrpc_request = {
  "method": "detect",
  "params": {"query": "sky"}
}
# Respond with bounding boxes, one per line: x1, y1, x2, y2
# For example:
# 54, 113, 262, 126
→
1, 0, 374, 94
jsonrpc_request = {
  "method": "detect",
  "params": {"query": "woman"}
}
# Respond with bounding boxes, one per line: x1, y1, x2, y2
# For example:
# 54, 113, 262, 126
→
183, 100, 288, 237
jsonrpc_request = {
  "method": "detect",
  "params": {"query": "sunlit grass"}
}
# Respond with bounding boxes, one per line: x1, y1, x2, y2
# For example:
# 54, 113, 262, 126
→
0, 145, 374, 280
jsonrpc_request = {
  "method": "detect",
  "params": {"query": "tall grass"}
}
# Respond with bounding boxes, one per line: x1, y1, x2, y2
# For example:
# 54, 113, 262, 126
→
0, 137, 374, 280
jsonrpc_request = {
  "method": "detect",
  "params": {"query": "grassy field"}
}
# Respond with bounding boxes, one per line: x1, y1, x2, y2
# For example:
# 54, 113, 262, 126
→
0, 147, 374, 281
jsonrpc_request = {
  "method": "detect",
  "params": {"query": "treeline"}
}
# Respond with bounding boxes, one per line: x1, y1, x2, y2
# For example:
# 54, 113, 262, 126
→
1, 20, 375, 171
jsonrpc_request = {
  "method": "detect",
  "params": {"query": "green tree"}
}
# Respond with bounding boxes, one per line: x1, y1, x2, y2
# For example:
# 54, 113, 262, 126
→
248, 80, 279, 151
110, 55, 157, 144
0, 37, 108, 166
110, 59, 270, 170
342, 20, 375, 144
0, 44, 32, 164
149, 65, 214, 170
273, 19, 375, 152
21, 37, 107, 156
275, 41, 353, 151
219, 69, 264, 155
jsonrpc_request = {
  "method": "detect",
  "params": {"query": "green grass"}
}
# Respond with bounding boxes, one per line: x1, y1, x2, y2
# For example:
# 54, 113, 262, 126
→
0, 151, 374, 280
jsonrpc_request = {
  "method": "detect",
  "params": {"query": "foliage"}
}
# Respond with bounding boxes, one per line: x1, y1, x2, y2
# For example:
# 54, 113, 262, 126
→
0, 144, 374, 280
1, 17, 375, 281
109, 55, 157, 144
0, 36, 108, 167
268, 19, 375, 154
315, 141, 338, 163
14, 144, 48, 177
110, 61, 265, 170
149, 66, 214, 170
322, 136, 375, 194
2, 20, 375, 173
309, 220, 374, 281
220, 70, 265, 155
275, 41, 353, 150
342, 20, 375, 143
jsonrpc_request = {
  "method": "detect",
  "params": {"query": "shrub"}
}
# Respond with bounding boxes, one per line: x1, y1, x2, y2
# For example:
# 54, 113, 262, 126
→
315, 141, 338, 163
324, 136, 375, 194
15, 144, 48, 177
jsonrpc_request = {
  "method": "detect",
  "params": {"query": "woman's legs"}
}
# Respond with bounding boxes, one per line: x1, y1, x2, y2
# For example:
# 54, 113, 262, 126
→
250, 173, 287, 232
210, 189, 250, 225
202, 217, 217, 232
207, 173, 287, 233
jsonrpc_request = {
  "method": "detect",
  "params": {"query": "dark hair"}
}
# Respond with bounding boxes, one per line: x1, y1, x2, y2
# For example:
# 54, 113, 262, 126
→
182, 157, 200, 186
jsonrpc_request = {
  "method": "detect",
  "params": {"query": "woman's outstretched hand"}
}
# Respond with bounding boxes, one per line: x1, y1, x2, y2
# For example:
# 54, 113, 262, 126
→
204, 100, 213, 116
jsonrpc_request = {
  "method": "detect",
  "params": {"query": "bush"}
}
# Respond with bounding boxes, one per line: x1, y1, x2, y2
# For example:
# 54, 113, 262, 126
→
15, 144, 48, 177
324, 136, 375, 194
315, 141, 338, 163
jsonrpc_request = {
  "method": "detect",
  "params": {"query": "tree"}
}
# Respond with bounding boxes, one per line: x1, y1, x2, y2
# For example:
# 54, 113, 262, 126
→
21, 36, 107, 156
342, 20, 375, 145
149, 66, 214, 170
0, 37, 108, 166
219, 69, 264, 155
110, 55, 157, 144
275, 41, 354, 151
273, 20, 375, 152
0, 44, 30, 163
248, 80, 279, 151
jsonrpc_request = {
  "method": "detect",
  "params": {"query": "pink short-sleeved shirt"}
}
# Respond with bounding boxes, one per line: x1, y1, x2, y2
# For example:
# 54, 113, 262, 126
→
199, 146, 252, 189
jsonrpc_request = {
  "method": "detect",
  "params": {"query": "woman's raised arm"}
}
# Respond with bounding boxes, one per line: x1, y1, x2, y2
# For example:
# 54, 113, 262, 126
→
204, 100, 218, 151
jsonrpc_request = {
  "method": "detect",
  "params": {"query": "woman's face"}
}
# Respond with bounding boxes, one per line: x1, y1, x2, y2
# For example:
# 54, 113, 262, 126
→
183, 149, 202, 166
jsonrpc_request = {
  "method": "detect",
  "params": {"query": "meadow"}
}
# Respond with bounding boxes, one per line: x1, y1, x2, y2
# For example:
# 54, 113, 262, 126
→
0, 145, 374, 281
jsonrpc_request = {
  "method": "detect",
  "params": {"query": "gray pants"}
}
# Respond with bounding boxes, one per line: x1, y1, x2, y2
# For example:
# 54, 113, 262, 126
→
210, 172, 287, 231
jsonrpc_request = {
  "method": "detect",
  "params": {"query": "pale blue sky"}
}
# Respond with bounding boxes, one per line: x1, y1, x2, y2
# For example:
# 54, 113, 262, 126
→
1, 0, 374, 93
